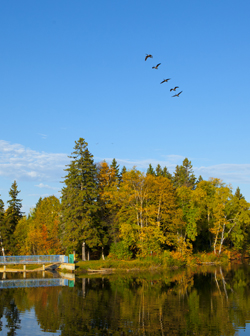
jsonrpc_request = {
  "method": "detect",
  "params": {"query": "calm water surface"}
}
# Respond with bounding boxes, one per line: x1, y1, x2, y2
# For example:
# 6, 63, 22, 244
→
0, 264, 250, 335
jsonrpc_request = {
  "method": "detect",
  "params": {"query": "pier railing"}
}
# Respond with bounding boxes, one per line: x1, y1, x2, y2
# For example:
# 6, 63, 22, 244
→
0, 255, 68, 265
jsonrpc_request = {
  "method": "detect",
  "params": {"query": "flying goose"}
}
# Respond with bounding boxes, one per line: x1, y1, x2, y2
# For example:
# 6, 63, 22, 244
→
160, 78, 171, 84
145, 54, 153, 61
172, 91, 183, 97
152, 63, 161, 69
170, 86, 179, 91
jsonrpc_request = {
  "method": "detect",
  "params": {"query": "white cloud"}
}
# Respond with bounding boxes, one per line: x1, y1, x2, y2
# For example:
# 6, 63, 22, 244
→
0, 140, 69, 182
194, 164, 250, 184
1, 140, 250, 188
35, 183, 59, 190
163, 154, 185, 162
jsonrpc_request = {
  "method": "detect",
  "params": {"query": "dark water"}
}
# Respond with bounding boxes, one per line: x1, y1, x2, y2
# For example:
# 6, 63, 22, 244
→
0, 264, 250, 335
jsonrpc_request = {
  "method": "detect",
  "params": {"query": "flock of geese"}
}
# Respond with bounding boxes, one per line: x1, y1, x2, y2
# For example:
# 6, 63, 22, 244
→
145, 54, 182, 97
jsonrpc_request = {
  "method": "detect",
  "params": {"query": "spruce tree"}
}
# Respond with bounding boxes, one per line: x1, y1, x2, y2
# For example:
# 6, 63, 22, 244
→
4, 181, 23, 255
235, 187, 245, 200
155, 164, 163, 176
61, 138, 100, 256
120, 166, 127, 182
162, 166, 172, 180
110, 158, 120, 181
0, 197, 5, 256
146, 164, 155, 176
173, 158, 196, 189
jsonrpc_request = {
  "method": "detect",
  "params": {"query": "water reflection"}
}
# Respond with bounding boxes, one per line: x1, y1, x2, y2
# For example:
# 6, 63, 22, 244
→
0, 265, 250, 335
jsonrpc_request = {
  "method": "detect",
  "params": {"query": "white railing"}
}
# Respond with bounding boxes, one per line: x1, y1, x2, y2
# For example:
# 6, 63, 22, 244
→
0, 255, 68, 264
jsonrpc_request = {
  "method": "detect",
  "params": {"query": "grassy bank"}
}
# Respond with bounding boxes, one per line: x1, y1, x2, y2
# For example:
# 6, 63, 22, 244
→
75, 251, 234, 274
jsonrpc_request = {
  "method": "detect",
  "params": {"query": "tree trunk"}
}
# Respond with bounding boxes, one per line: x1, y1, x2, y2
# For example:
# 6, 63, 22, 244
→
102, 246, 105, 260
88, 250, 90, 260
82, 241, 86, 261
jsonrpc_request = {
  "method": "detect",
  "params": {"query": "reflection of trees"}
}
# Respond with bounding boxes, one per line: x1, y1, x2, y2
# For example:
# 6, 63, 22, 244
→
1, 266, 250, 335
0, 290, 21, 336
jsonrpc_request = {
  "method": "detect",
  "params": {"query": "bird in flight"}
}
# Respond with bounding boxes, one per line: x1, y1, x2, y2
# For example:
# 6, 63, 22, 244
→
172, 91, 183, 97
160, 78, 171, 84
170, 86, 179, 91
145, 54, 153, 61
152, 63, 161, 69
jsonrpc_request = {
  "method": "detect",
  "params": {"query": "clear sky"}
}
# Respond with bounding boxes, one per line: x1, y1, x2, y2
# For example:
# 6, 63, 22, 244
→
1, 0, 250, 214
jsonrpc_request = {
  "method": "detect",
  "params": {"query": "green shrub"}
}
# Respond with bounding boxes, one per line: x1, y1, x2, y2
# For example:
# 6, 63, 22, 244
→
108, 242, 133, 261
162, 250, 186, 268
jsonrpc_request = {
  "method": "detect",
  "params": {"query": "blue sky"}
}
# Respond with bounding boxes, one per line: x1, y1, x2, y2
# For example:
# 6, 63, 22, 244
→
0, 1, 250, 213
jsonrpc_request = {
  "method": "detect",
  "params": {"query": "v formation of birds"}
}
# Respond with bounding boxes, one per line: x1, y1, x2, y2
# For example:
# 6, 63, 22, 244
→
145, 54, 182, 97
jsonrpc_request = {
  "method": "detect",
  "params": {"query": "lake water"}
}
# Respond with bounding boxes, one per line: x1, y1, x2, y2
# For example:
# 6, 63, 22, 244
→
0, 264, 250, 335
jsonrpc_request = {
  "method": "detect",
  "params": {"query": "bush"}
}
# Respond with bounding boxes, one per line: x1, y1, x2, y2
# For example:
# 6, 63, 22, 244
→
108, 242, 133, 261
162, 250, 186, 268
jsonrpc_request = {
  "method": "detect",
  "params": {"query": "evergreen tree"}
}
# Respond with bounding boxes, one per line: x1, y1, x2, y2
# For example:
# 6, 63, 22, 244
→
32, 197, 42, 217
235, 187, 245, 200
61, 138, 100, 256
120, 166, 127, 182
110, 158, 120, 181
146, 164, 155, 176
4, 181, 23, 255
162, 166, 172, 180
173, 158, 196, 189
155, 164, 162, 177
197, 175, 203, 184
0, 197, 5, 256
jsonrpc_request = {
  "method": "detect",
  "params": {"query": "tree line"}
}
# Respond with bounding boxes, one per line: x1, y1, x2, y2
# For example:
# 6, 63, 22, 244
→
0, 137, 250, 259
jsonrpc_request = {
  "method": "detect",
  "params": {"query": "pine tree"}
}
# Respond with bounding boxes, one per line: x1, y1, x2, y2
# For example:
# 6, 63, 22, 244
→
197, 175, 203, 184
61, 138, 100, 256
4, 181, 23, 255
110, 158, 120, 181
235, 187, 245, 200
173, 158, 196, 189
155, 164, 162, 177
162, 166, 172, 180
146, 164, 155, 176
0, 197, 5, 256
120, 166, 127, 182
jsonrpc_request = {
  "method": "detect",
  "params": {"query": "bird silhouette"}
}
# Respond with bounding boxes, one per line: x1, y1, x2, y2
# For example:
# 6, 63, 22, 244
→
145, 54, 153, 61
170, 86, 179, 91
160, 78, 171, 84
172, 91, 183, 97
152, 63, 161, 69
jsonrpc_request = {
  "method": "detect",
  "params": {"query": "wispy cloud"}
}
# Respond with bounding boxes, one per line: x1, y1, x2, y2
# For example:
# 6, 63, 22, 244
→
1, 141, 250, 187
0, 140, 69, 182
35, 183, 59, 190
194, 164, 250, 184
38, 133, 48, 139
